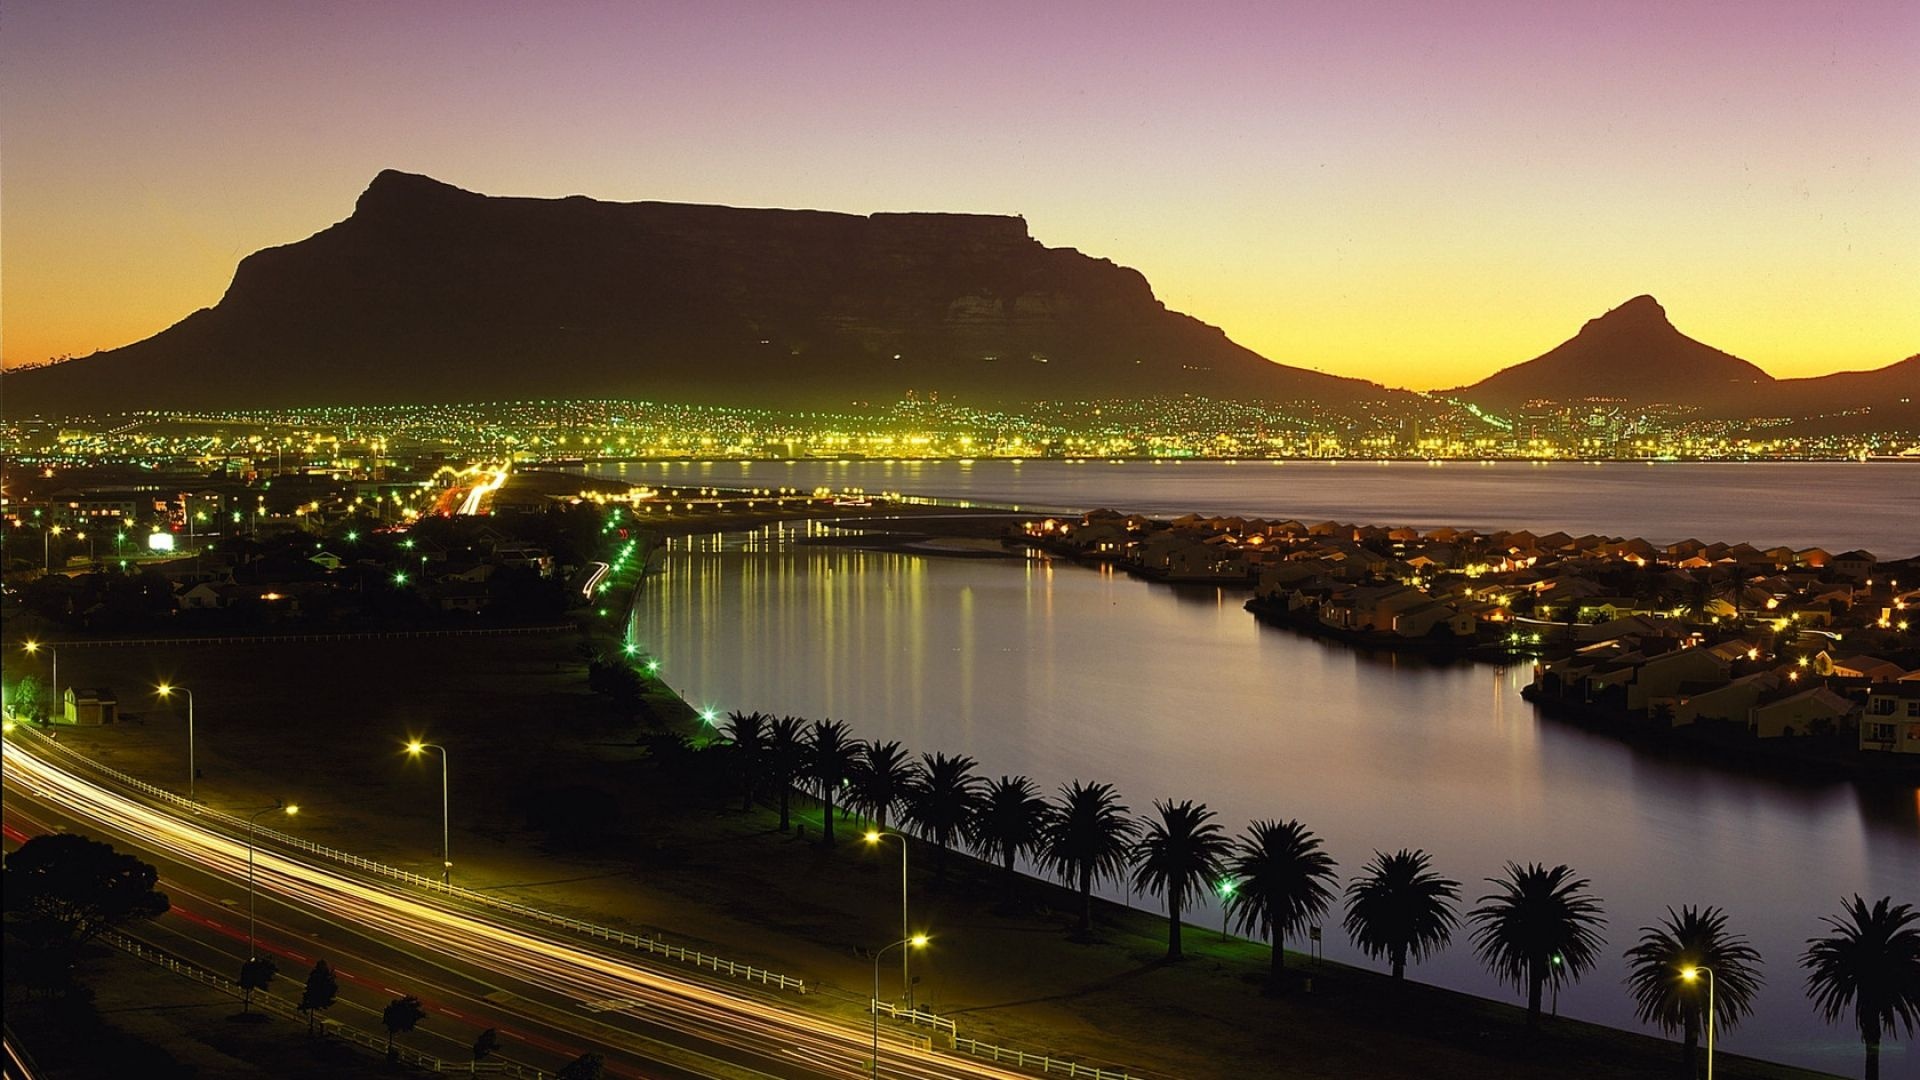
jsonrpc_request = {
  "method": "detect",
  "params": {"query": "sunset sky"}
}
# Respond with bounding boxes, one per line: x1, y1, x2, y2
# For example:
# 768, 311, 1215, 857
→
3, 0, 1915, 389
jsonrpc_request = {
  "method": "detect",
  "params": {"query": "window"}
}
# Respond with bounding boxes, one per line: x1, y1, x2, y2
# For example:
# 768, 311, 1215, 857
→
1865, 723, 1896, 742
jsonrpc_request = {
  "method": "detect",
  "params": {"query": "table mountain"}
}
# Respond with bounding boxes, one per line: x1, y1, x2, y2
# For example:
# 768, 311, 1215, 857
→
1, 170, 1388, 415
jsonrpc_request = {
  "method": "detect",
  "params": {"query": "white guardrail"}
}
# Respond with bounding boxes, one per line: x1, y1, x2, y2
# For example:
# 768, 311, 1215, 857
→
868, 1002, 1131, 1080
12, 725, 806, 993
103, 930, 543, 1077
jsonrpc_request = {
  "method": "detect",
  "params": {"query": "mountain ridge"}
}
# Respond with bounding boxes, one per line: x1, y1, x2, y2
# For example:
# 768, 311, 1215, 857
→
1, 170, 1389, 415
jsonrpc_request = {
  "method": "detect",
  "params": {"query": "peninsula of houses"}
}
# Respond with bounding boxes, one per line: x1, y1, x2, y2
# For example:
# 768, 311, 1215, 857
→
1021, 511, 1920, 773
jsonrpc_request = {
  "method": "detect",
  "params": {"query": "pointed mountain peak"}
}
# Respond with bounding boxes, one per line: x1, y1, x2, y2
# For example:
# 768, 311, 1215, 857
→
354, 170, 476, 217
1579, 294, 1671, 335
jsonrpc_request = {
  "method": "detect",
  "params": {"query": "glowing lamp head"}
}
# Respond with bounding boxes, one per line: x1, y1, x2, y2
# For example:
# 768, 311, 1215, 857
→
1679, 966, 1699, 982
700, 709, 717, 725
284, 804, 299, 816
23, 641, 40, 654
909, 934, 929, 948
864, 831, 882, 844
405, 740, 426, 755
155, 683, 173, 697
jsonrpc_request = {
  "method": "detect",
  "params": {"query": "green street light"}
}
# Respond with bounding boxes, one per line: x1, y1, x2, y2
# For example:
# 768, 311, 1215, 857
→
1218, 879, 1237, 940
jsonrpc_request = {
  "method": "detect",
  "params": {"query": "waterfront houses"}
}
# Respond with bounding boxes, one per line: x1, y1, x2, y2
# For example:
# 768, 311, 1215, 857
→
1021, 509, 1920, 768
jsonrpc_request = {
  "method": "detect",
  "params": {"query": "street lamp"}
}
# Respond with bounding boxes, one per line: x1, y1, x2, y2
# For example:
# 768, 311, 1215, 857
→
245, 803, 298, 958
155, 684, 196, 800
1681, 965, 1715, 1080
22, 641, 55, 723
864, 830, 914, 1009
1217, 879, 1236, 940
44, 524, 63, 570
871, 935, 929, 1079
405, 740, 451, 885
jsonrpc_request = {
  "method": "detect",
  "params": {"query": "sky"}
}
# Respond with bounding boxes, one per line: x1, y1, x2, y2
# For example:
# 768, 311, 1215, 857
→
2, 0, 1916, 389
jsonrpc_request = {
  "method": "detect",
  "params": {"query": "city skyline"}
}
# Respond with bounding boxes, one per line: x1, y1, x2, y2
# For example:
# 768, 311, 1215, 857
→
4, 0, 1917, 388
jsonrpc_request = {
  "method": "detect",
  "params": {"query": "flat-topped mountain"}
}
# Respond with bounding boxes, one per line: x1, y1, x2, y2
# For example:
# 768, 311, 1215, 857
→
1455, 296, 1915, 420
1, 171, 1388, 414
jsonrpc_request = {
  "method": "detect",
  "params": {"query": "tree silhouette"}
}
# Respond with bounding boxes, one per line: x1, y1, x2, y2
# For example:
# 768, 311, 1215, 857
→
1802, 895, 1920, 1080
1343, 849, 1459, 980
382, 994, 428, 1056
849, 740, 913, 830
1038, 781, 1138, 936
472, 1027, 500, 1061
1226, 819, 1338, 985
299, 959, 338, 1034
3, 834, 170, 948
557, 1052, 606, 1080
721, 710, 768, 812
1131, 799, 1231, 960
966, 775, 1051, 901
1624, 906, 1764, 1073
901, 752, 983, 882
764, 715, 808, 832
1468, 862, 1605, 1029
805, 719, 860, 846
238, 956, 277, 1015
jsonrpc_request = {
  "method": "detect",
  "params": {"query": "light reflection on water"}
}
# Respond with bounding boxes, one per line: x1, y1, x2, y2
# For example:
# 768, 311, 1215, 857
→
636, 524, 1917, 1077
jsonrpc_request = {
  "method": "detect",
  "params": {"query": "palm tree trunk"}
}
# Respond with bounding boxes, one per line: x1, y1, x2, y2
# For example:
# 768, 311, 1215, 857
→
1270, 932, 1285, 982
778, 785, 791, 831
822, 788, 836, 846
1681, 1020, 1697, 1075
1865, 1038, 1878, 1080
1525, 975, 1542, 1029
1167, 891, 1183, 959
1390, 948, 1405, 980
1078, 865, 1093, 933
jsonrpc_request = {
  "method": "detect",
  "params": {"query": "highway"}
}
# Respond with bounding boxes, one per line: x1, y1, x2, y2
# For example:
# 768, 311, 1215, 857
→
1, 735, 1047, 1080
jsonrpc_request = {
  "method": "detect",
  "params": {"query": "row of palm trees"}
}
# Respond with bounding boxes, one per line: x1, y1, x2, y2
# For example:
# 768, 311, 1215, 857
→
715, 711, 1918, 1078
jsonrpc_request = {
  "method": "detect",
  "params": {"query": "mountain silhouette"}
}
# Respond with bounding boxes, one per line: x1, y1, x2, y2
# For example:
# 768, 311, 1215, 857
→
1454, 296, 1915, 421
0, 170, 1388, 414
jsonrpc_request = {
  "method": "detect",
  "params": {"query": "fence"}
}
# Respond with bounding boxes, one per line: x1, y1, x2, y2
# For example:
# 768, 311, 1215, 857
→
868, 999, 957, 1040
10, 726, 805, 993
951, 1037, 1132, 1080
101, 931, 546, 1078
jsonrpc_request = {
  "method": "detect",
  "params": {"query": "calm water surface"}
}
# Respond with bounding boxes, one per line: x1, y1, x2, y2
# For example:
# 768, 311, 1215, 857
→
591, 459, 1920, 557
634, 523, 1918, 1077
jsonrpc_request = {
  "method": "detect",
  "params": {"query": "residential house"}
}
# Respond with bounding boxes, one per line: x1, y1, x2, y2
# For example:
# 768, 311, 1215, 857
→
1748, 685, 1853, 738
63, 687, 117, 725
1860, 684, 1920, 754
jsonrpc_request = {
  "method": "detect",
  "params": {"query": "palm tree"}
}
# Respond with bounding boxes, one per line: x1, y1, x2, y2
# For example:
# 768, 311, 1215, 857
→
966, 775, 1050, 899
764, 715, 808, 832
1226, 819, 1337, 985
900, 752, 983, 882
1038, 780, 1138, 936
849, 740, 913, 830
805, 719, 860, 846
1469, 862, 1606, 1029
721, 710, 768, 812
1802, 895, 1920, 1080
1624, 905, 1764, 1074
1343, 849, 1459, 981
1131, 799, 1231, 960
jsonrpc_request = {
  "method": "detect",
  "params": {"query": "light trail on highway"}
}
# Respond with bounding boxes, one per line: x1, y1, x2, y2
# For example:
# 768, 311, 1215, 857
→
1, 738, 1049, 1080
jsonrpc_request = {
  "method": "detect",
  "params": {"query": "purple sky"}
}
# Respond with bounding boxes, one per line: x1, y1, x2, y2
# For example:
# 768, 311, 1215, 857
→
3, 0, 1915, 386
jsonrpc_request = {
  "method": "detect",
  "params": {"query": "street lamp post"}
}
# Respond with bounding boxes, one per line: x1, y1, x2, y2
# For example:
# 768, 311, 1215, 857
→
405, 741, 451, 884
871, 935, 928, 1079
245, 803, 298, 958
1217, 880, 1236, 941
864, 830, 913, 1009
1681, 965, 1715, 1080
22, 641, 55, 723
44, 525, 63, 571
155, 684, 195, 799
